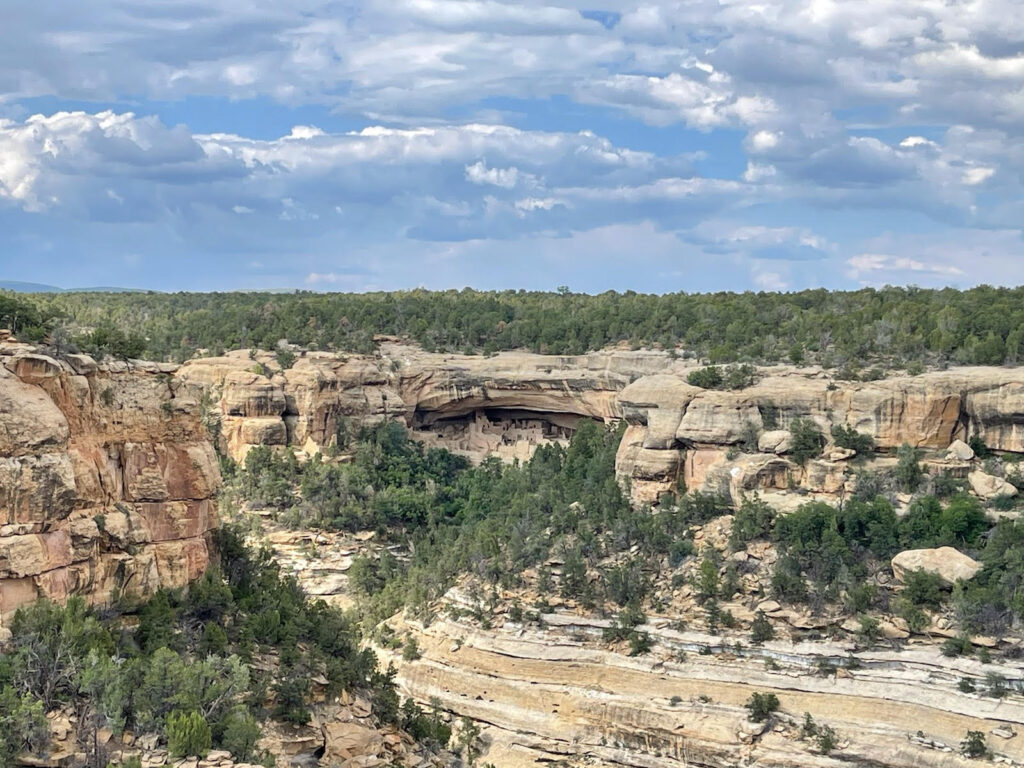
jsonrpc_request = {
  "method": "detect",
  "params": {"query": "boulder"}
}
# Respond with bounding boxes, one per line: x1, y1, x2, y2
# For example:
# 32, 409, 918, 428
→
946, 439, 975, 462
757, 430, 792, 455
968, 470, 1018, 500
891, 547, 982, 586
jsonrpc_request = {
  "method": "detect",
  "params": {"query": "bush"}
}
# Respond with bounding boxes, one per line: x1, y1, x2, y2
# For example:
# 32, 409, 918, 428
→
750, 611, 775, 644
901, 568, 947, 609
167, 710, 211, 758
745, 692, 780, 723
961, 730, 989, 759
790, 419, 825, 465
730, 497, 775, 550
830, 425, 874, 454
687, 366, 723, 389
220, 711, 261, 762
895, 443, 923, 493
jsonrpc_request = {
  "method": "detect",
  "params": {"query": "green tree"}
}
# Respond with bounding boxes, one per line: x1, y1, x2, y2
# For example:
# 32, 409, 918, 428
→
167, 710, 211, 758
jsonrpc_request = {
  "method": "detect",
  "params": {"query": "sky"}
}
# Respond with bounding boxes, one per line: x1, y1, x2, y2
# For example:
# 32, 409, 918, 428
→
1, 1, 1024, 293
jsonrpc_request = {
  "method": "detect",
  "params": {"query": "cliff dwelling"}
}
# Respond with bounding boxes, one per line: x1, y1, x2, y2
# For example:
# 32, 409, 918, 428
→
410, 407, 586, 462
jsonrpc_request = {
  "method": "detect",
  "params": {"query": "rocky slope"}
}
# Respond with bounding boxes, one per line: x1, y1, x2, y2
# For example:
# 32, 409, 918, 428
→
0, 334, 220, 630
380, 597, 1024, 768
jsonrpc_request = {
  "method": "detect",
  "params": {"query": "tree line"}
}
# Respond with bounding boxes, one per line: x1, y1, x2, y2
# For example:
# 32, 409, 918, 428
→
5, 285, 1024, 368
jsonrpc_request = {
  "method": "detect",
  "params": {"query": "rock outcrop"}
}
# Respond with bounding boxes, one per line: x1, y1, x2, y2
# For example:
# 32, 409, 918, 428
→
617, 367, 1024, 504
176, 344, 671, 463
381, 598, 1024, 768
891, 547, 983, 586
0, 339, 220, 627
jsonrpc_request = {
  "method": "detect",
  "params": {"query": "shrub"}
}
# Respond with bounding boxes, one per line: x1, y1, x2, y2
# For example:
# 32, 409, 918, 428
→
745, 692, 780, 723
830, 425, 874, 454
730, 496, 775, 550
790, 419, 825, 465
275, 348, 297, 370
895, 443, 923, 493
220, 711, 261, 762
961, 730, 989, 759
902, 569, 947, 609
402, 636, 422, 662
817, 725, 839, 754
167, 710, 211, 758
687, 366, 723, 389
750, 611, 775, 644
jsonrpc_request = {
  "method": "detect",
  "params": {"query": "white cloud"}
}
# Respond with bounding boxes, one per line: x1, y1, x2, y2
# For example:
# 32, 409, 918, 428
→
465, 160, 520, 188
846, 253, 965, 277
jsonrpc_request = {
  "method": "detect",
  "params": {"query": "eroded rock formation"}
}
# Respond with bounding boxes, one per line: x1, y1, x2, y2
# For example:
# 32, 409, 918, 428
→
176, 344, 670, 463
0, 339, 220, 628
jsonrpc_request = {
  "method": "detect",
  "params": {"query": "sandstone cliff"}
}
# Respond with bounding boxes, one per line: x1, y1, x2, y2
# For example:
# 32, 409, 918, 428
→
176, 344, 671, 463
616, 366, 1024, 504
0, 339, 220, 628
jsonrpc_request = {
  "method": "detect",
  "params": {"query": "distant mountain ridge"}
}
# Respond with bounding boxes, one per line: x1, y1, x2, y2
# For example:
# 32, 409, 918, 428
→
0, 280, 149, 293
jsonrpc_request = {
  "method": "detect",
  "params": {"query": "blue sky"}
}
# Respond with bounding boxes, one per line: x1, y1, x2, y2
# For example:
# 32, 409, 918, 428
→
1, 0, 1024, 292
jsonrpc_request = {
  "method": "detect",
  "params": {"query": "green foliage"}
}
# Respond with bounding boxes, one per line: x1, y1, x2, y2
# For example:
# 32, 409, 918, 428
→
899, 495, 988, 549
78, 322, 147, 360
729, 496, 775, 550
961, 730, 990, 759
31, 285, 1024, 367
895, 443, 923, 493
0, 686, 49, 766
686, 364, 756, 390
0, 292, 55, 342
167, 710, 211, 759
745, 692, 780, 723
750, 611, 775, 644
901, 569, 948, 608
220, 711, 261, 762
274, 348, 297, 370
830, 425, 874, 453
789, 419, 825, 465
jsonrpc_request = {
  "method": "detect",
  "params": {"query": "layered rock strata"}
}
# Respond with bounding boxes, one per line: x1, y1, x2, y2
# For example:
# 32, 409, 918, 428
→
0, 340, 220, 627
176, 344, 669, 462
382, 599, 1024, 768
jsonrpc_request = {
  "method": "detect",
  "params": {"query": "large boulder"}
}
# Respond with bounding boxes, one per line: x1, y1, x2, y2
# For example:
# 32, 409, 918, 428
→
946, 439, 975, 462
757, 430, 792, 454
968, 470, 1018, 500
891, 547, 982, 586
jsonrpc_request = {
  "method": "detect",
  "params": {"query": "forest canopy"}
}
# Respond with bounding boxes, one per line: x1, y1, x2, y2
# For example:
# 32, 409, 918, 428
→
5, 285, 1024, 367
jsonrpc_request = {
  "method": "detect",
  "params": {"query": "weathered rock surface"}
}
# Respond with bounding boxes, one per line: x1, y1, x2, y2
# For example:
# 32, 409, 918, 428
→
968, 470, 1018, 500
382, 604, 1024, 768
891, 547, 983, 586
177, 345, 672, 463
0, 341, 220, 626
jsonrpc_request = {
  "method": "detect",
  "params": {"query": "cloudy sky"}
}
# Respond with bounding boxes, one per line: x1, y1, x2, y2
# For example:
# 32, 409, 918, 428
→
1, 0, 1024, 292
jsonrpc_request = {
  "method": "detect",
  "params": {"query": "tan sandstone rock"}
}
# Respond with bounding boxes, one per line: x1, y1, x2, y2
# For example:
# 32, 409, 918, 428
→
891, 547, 982, 586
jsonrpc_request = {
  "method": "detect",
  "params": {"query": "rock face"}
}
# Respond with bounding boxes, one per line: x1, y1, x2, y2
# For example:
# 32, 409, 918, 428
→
179, 347, 1024, 508
382, 599, 1024, 768
0, 341, 220, 627
177, 344, 671, 463
617, 367, 1024, 504
891, 547, 983, 586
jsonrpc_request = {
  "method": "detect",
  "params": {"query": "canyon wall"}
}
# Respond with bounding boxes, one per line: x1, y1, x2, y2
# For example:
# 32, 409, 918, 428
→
177, 346, 1024, 507
176, 343, 670, 463
0, 337, 220, 630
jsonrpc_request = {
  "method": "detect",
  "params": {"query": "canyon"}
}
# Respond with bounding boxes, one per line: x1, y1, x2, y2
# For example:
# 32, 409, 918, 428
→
9, 334, 1024, 766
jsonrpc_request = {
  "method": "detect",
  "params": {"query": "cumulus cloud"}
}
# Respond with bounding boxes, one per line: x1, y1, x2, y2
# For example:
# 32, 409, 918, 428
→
3, 0, 1024, 290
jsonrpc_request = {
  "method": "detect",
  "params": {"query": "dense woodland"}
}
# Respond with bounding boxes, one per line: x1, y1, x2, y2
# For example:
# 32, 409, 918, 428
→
3, 285, 1024, 368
